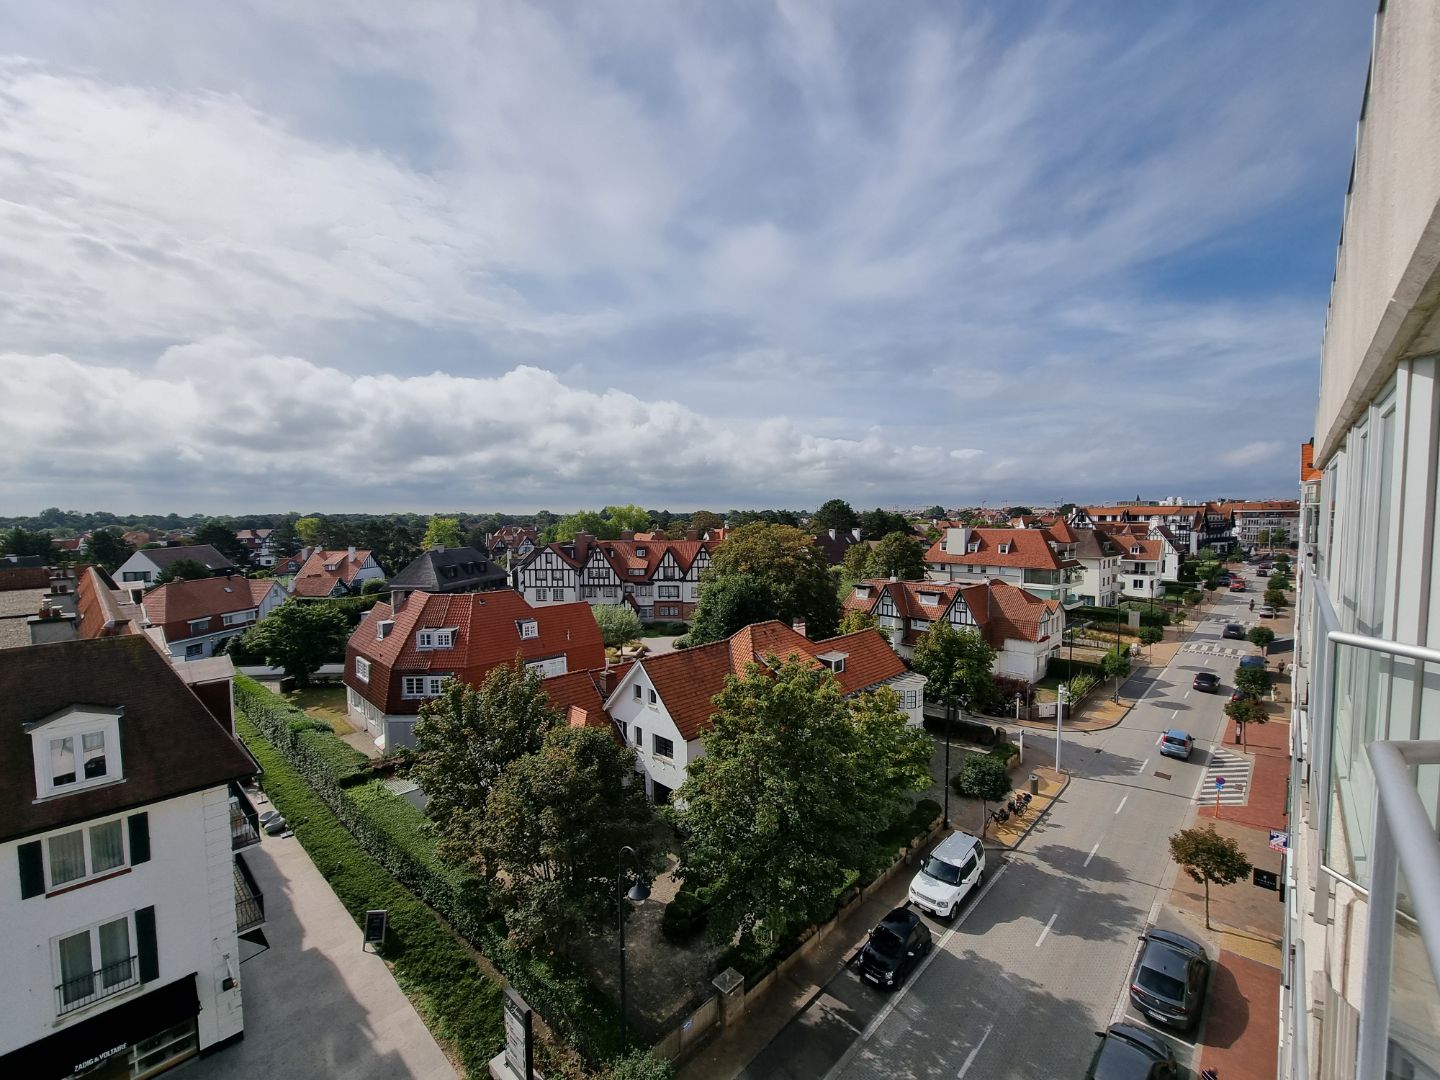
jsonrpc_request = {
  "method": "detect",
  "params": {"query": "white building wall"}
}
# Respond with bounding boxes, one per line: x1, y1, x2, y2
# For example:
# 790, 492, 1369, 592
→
0, 788, 241, 1057
607, 668, 691, 800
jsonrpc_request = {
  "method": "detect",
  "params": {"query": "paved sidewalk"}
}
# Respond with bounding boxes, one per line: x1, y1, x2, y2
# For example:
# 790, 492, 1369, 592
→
1197, 950, 1282, 1080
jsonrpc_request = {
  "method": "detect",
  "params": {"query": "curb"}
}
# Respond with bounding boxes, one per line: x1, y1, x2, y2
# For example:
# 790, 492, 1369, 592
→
987, 769, 1071, 851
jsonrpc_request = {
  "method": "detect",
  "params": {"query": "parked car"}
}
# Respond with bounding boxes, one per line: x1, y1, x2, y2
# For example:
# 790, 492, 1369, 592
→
1158, 730, 1194, 761
856, 907, 932, 989
1238, 655, 1267, 670
1192, 672, 1220, 693
1258, 605, 1277, 618
1085, 1023, 1178, 1079
1222, 622, 1246, 640
908, 831, 985, 918
1129, 929, 1209, 1030
1230, 688, 1249, 703
1229, 581, 1246, 592
1255, 568, 1270, 578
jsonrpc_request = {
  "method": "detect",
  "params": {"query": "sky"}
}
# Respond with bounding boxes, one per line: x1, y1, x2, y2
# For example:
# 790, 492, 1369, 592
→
0, 1, 1375, 515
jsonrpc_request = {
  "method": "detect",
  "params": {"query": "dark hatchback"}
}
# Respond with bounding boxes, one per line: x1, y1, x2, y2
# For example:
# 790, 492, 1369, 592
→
1192, 672, 1220, 693
1129, 929, 1209, 1030
1222, 622, 1246, 640
856, 907, 932, 990
1085, 1023, 1178, 1079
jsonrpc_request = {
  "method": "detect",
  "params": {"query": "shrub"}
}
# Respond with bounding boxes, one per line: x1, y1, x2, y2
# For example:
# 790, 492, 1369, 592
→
361, 577, 388, 595
600, 1051, 677, 1080
991, 675, 1033, 707
643, 621, 690, 636
1066, 673, 1096, 700
661, 891, 710, 942
988, 740, 1019, 766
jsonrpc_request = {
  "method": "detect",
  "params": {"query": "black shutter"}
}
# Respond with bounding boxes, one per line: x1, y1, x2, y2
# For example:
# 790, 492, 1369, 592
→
128, 813, 150, 865
135, 906, 159, 982
18, 841, 44, 899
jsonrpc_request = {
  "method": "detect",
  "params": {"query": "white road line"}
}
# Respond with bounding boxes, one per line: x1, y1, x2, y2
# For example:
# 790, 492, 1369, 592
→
1084, 842, 1099, 867
1035, 912, 1058, 948
955, 1023, 995, 1079
1115, 795, 1128, 815
1136, 756, 1151, 775
1170, 709, 1179, 719
1184, 690, 1191, 699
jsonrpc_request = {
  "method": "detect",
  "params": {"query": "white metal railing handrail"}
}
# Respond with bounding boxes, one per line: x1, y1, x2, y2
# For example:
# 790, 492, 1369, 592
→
1328, 629, 1440, 668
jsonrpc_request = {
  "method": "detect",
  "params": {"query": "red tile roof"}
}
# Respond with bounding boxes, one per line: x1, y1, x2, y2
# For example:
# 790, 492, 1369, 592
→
0, 566, 50, 591
522, 537, 720, 582
543, 667, 626, 743
961, 581, 1062, 646
291, 548, 375, 597
1301, 441, 1322, 482
140, 576, 277, 626
923, 527, 1070, 569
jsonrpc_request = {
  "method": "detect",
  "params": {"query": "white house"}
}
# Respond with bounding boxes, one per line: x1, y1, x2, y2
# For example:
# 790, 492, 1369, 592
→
516, 534, 718, 622
288, 547, 385, 599
603, 621, 924, 805
138, 576, 286, 661
0, 635, 260, 1080
113, 546, 236, 587
922, 527, 1082, 609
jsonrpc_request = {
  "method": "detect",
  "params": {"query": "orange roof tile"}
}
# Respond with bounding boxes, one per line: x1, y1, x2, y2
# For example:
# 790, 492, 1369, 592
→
923, 527, 1069, 569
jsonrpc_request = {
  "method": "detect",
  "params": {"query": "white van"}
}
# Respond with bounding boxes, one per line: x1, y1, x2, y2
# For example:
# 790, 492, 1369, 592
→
908, 831, 985, 918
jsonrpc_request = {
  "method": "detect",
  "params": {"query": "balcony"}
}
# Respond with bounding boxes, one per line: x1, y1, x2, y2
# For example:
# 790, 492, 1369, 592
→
234, 852, 265, 933
230, 781, 260, 850
56, 955, 138, 1016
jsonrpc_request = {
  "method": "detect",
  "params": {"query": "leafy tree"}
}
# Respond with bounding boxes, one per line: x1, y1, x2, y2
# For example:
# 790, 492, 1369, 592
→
838, 609, 879, 635
813, 498, 859, 534
603, 504, 653, 534
153, 559, 212, 585
1225, 695, 1268, 749
1137, 625, 1163, 656
553, 510, 619, 542
193, 520, 249, 565
1003, 506, 1035, 518
675, 658, 927, 954
1169, 825, 1253, 928
480, 726, 662, 949
593, 603, 643, 647
952, 753, 1012, 836
838, 542, 874, 593
410, 664, 561, 878
924, 505, 947, 520
867, 532, 925, 581
849, 687, 935, 825
270, 517, 300, 555
3, 526, 53, 558
358, 519, 419, 574
858, 508, 911, 540
688, 575, 781, 646
1264, 586, 1288, 609
240, 601, 349, 686
422, 516, 464, 548
295, 516, 326, 546
701, 523, 840, 638
85, 529, 134, 572
1247, 626, 1276, 654
1235, 665, 1270, 700
911, 620, 999, 718
1183, 589, 1203, 607
361, 577, 388, 595
689, 510, 724, 536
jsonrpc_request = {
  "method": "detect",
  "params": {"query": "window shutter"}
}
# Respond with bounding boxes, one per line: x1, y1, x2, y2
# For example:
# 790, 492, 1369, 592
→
18, 841, 44, 899
128, 813, 151, 865
135, 906, 159, 982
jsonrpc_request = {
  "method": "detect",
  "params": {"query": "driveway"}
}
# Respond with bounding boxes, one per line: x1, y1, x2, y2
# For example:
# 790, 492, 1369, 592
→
179, 830, 458, 1080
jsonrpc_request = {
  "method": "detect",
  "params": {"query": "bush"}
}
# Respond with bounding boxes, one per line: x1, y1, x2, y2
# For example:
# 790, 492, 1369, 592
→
991, 675, 1033, 708
922, 713, 1000, 745
661, 891, 710, 942
600, 1051, 677, 1080
1069, 604, 1169, 628
642, 621, 690, 636
876, 798, 942, 852
361, 577, 388, 595
988, 741, 1019, 766
1066, 673, 1096, 700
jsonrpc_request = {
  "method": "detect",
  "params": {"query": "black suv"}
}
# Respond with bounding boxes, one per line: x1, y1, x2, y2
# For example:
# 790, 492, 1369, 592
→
1222, 622, 1246, 640
1085, 1023, 1178, 1079
1129, 929, 1209, 1030
856, 907, 932, 989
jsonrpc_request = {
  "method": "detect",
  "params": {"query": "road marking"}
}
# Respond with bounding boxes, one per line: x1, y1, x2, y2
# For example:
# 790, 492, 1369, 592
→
1035, 912, 1058, 947
1136, 756, 1151, 775
1170, 709, 1179, 719
955, 1023, 994, 1079
1184, 691, 1191, 699
1084, 841, 1099, 867
1115, 795, 1128, 815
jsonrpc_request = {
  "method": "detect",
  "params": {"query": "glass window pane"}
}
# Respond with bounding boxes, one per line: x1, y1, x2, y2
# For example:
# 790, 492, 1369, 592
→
81, 732, 107, 779
48, 830, 87, 886
90, 821, 125, 873
98, 918, 131, 986
58, 932, 94, 1003
50, 736, 76, 786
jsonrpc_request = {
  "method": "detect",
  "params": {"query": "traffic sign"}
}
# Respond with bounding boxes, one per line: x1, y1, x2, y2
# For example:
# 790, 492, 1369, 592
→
1215, 776, 1227, 789
1270, 830, 1289, 852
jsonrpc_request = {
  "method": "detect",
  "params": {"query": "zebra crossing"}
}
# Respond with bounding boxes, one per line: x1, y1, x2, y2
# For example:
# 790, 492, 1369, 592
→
1198, 746, 1252, 806
1181, 641, 1246, 660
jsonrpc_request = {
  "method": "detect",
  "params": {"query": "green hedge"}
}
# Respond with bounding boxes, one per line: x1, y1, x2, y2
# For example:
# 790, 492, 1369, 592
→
234, 678, 629, 1063
661, 890, 709, 942
920, 714, 1001, 745
1070, 605, 1169, 628
235, 710, 503, 1076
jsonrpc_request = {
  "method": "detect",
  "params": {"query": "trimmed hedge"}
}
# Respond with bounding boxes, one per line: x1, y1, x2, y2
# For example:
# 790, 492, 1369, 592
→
1070, 604, 1169, 628
661, 891, 709, 942
921, 714, 1002, 746
235, 678, 630, 1064
235, 710, 503, 1076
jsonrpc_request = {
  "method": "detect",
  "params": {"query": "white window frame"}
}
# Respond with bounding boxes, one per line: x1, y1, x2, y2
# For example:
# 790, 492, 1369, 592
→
32, 714, 123, 798
517, 619, 539, 640
657, 585, 680, 600
221, 609, 257, 627
53, 912, 139, 1013
44, 818, 131, 891
416, 628, 455, 650
653, 734, 674, 761
633, 684, 642, 701
401, 675, 449, 699
648, 688, 658, 707
187, 618, 211, 635
355, 657, 371, 683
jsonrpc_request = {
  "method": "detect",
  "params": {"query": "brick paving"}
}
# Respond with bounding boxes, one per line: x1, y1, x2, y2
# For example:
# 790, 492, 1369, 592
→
1197, 950, 1282, 1080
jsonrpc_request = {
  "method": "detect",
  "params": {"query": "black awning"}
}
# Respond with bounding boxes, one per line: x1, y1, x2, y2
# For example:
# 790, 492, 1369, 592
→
0, 974, 199, 1079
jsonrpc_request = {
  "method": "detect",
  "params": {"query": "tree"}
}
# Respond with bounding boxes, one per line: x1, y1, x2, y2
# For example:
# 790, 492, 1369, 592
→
1264, 586, 1288, 610
1137, 625, 1163, 658
3, 527, 53, 558
593, 604, 643, 647
295, 516, 326, 547
701, 523, 840, 638
480, 725, 663, 949
688, 575, 781, 645
553, 510, 619, 542
848, 687, 935, 826
1225, 695, 1268, 749
361, 577, 388, 595
858, 508, 911, 540
1247, 626, 1276, 655
270, 517, 300, 555
359, 520, 420, 574
1235, 665, 1270, 700
838, 542, 874, 593
838, 609, 879, 635
1183, 589, 1203, 607
153, 559, 212, 585
240, 601, 349, 686
910, 620, 999, 718
674, 658, 928, 954
410, 664, 561, 878
422, 516, 464, 549
867, 532, 925, 581
193, 520, 249, 566
85, 529, 133, 572
952, 753, 1012, 836
813, 499, 859, 534
1003, 506, 1035, 518
604, 504, 653, 534
1169, 825, 1253, 928
689, 510, 724, 536
1101, 646, 1131, 700
924, 505, 947, 520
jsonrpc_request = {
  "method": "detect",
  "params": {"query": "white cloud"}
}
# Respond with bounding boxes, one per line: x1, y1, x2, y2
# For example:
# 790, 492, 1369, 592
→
1220, 441, 1285, 469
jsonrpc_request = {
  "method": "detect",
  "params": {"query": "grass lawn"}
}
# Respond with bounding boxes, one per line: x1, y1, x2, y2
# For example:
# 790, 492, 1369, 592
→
282, 684, 355, 735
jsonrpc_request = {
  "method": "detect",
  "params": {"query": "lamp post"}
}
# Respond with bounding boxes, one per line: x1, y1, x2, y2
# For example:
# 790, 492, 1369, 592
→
942, 702, 953, 829
1055, 683, 1067, 773
617, 845, 651, 1040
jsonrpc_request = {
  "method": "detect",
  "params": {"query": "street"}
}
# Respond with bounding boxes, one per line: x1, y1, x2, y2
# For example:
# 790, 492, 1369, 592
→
742, 589, 1259, 1079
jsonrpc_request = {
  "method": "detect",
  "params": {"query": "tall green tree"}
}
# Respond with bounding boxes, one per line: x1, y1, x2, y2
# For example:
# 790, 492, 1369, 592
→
409, 664, 561, 877
85, 529, 134, 572
838, 542, 874, 593
953, 753, 1012, 836
153, 559, 212, 585
1235, 665, 1270, 700
924, 505, 947, 520
910, 620, 998, 718
838, 609, 880, 635
240, 601, 349, 686
3, 527, 53, 558
603, 504, 653, 534
1225, 695, 1268, 749
269, 517, 300, 555
294, 516, 326, 547
592, 603, 643, 647
480, 726, 663, 949
867, 532, 926, 581
700, 523, 840, 639
674, 658, 929, 954
689, 510, 724, 536
553, 510, 620, 542
1247, 626, 1276, 654
1169, 825, 1253, 928
422, 516, 464, 548
813, 499, 859, 534
193, 520, 249, 565
858, 508, 911, 540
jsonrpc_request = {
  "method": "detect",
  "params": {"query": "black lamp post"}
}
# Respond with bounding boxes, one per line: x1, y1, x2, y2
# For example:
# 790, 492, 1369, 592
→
942, 702, 953, 829
617, 845, 651, 1040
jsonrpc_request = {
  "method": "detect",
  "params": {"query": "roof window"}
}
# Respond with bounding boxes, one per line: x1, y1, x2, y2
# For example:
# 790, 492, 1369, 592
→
817, 651, 848, 673
517, 618, 539, 640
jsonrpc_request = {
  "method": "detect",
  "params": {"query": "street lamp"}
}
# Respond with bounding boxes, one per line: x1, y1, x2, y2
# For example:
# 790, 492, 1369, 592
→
942, 703, 954, 829
1055, 683, 1068, 773
617, 845, 651, 1039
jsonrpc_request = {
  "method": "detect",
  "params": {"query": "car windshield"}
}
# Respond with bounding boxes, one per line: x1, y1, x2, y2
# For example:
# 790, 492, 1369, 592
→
1163, 735, 1187, 747
868, 927, 905, 958
921, 856, 962, 885
1137, 965, 1185, 1002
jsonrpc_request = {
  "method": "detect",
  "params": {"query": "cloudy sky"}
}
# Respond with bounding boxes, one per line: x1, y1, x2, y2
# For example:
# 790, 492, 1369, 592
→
0, 1, 1373, 515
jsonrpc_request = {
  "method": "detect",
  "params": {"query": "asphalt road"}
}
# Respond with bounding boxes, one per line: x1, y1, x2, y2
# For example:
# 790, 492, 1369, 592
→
741, 588, 1263, 1080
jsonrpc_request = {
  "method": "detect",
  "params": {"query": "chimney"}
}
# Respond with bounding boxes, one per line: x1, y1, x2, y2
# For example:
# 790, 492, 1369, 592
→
29, 605, 78, 645
620, 531, 635, 542
851, 528, 862, 541
347, 545, 357, 561
686, 529, 699, 541
828, 529, 838, 540
944, 527, 970, 555
792, 618, 807, 638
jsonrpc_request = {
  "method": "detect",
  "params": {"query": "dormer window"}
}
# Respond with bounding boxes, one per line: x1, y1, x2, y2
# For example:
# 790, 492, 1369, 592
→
854, 585, 871, 599
416, 628, 455, 649
817, 651, 847, 673
30, 708, 124, 799
919, 591, 940, 606
635, 547, 648, 557
1130, 546, 1141, 555
968, 541, 981, 553
517, 619, 539, 640
628, 568, 644, 576
998, 543, 1011, 555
